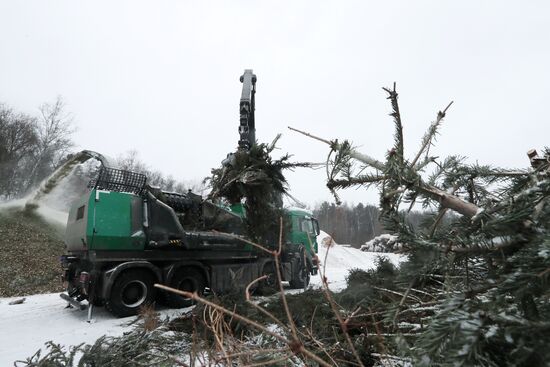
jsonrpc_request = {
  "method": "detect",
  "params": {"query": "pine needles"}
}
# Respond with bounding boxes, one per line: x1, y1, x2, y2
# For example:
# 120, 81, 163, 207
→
291, 84, 550, 366
207, 135, 307, 244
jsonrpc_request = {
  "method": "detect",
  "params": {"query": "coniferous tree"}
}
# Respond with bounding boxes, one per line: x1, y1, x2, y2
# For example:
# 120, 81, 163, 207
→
292, 85, 550, 366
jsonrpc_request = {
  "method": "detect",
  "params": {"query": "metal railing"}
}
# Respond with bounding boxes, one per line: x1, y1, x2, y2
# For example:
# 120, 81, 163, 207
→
88, 166, 147, 195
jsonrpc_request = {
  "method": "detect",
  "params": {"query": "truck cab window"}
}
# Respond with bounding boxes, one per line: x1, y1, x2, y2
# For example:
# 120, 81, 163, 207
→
300, 217, 314, 234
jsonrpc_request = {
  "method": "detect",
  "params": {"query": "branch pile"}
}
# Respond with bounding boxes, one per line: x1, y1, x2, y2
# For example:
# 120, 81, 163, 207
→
207, 135, 307, 244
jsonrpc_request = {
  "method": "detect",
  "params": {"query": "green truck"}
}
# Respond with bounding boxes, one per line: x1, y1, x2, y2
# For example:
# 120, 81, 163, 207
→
60, 70, 320, 318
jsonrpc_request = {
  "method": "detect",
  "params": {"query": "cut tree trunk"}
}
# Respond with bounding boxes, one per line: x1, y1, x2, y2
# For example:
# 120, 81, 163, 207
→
288, 126, 480, 218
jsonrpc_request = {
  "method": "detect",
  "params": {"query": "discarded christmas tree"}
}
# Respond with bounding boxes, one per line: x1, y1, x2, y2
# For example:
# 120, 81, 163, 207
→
207, 134, 307, 244
291, 84, 550, 366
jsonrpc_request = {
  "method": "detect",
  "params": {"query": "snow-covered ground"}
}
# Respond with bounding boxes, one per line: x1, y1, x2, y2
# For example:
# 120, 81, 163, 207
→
312, 231, 403, 291
0, 294, 187, 365
0, 231, 404, 365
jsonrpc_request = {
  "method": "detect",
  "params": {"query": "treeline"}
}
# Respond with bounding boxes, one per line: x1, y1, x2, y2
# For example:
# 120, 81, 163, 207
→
313, 201, 383, 246
313, 201, 429, 247
0, 98, 74, 200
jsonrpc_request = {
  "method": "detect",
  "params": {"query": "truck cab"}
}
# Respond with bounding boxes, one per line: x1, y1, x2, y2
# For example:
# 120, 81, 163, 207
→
287, 207, 320, 255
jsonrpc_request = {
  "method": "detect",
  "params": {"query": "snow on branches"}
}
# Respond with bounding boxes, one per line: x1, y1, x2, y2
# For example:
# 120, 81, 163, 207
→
291, 85, 550, 366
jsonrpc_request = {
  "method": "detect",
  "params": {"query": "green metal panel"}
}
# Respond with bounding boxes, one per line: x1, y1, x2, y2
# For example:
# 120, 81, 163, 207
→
225, 204, 318, 254
65, 191, 92, 252
87, 190, 145, 251
286, 209, 319, 255
229, 203, 246, 218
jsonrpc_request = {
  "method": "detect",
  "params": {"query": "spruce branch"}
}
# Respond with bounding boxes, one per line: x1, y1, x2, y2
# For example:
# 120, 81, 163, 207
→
327, 174, 387, 190
382, 82, 405, 165
410, 101, 453, 168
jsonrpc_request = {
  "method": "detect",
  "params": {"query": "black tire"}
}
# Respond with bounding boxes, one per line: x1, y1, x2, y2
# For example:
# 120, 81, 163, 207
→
256, 261, 277, 295
289, 251, 311, 289
105, 269, 157, 318
165, 268, 206, 308
289, 266, 310, 289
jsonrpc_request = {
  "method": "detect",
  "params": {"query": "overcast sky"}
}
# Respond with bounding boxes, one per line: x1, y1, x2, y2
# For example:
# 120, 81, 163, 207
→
1, 1, 548, 207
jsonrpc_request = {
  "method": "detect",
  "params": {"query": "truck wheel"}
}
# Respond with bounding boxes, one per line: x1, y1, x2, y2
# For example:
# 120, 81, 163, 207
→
289, 265, 310, 289
289, 250, 311, 289
106, 269, 157, 317
165, 268, 206, 308
256, 262, 277, 295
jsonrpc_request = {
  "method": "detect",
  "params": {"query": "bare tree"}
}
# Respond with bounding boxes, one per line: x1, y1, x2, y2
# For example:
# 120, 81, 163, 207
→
0, 105, 38, 198
116, 150, 204, 194
26, 96, 75, 190
116, 150, 149, 173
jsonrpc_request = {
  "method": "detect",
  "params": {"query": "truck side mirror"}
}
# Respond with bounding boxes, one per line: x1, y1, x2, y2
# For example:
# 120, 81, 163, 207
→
313, 219, 320, 236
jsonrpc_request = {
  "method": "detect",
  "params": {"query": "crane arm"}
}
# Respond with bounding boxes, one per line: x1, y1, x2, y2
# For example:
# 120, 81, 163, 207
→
238, 69, 257, 151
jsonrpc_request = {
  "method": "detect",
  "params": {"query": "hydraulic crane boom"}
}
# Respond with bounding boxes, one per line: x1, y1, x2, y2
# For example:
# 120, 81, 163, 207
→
238, 69, 257, 151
